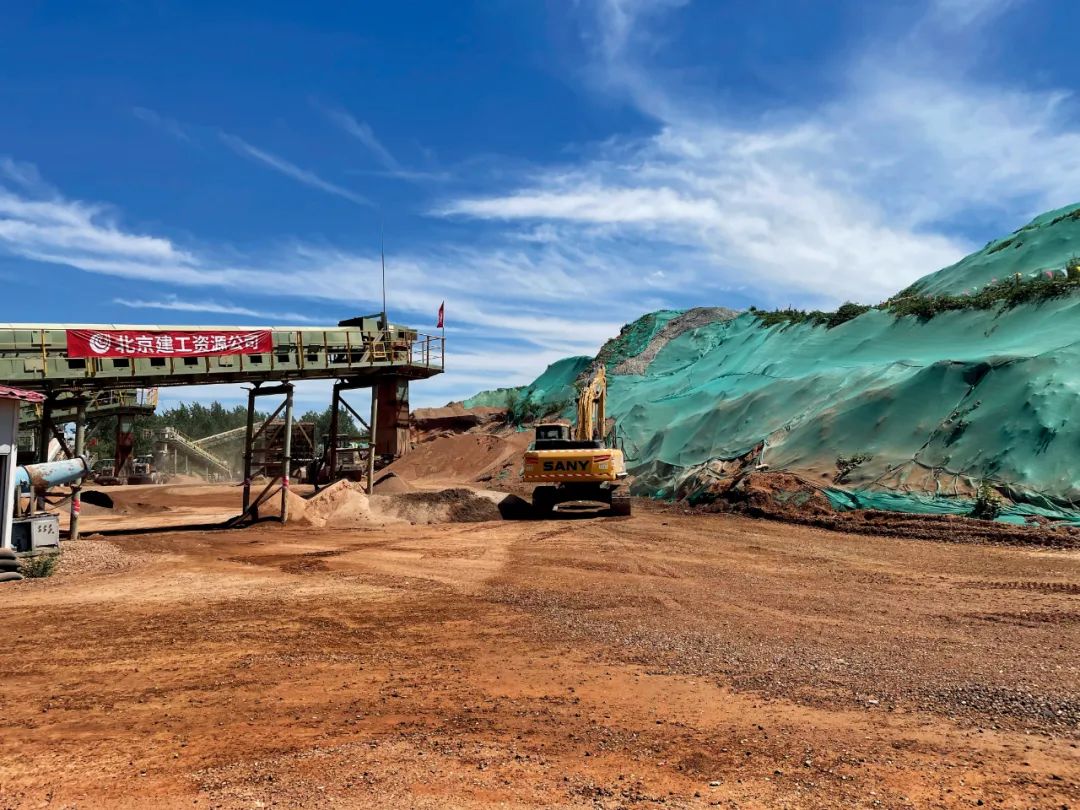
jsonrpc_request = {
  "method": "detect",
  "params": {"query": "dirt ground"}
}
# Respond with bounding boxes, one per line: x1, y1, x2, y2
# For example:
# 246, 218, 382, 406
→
1, 491, 1078, 809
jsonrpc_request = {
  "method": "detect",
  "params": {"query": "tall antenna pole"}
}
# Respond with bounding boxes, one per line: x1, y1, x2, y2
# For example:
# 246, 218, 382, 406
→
380, 212, 387, 331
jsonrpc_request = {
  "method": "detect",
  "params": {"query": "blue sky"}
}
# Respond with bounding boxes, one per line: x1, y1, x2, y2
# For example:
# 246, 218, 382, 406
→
1, 0, 1079, 410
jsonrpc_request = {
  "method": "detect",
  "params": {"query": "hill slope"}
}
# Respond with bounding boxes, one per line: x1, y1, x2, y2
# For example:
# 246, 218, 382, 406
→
463, 206, 1080, 516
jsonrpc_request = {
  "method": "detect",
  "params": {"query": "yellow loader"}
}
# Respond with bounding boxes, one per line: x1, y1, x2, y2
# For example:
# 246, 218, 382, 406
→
522, 365, 630, 516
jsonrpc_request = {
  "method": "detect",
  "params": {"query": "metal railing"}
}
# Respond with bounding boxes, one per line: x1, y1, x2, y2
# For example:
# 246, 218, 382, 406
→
0, 326, 445, 388
193, 425, 248, 449
146, 426, 232, 474
18, 387, 159, 427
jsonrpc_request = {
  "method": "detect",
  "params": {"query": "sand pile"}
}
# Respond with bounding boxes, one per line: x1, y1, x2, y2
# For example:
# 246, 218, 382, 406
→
412, 404, 506, 440
285, 479, 521, 527
285, 480, 375, 528
381, 433, 527, 484
372, 472, 414, 494
168, 474, 207, 485
371, 488, 504, 524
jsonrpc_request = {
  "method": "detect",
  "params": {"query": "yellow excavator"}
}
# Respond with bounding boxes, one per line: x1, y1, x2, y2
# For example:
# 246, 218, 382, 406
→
522, 365, 630, 516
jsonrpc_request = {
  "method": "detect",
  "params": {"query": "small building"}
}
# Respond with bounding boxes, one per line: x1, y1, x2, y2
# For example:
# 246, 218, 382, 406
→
1, 386, 44, 550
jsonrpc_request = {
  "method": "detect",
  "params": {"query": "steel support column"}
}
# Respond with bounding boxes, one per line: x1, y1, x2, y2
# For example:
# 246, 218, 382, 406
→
367, 386, 378, 495
322, 379, 372, 490
235, 383, 295, 526
242, 386, 257, 515
280, 384, 294, 522
328, 384, 340, 489
36, 396, 54, 464
69, 397, 87, 541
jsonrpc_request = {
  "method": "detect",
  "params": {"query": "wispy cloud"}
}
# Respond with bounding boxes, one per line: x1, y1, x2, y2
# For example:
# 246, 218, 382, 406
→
132, 106, 191, 142
0, 177, 194, 274
112, 295, 320, 324
0, 162, 627, 372
315, 99, 450, 182
927, 0, 1020, 28
314, 101, 401, 171
1, 0, 1074, 408
0, 157, 50, 192
219, 133, 372, 206
439, 0, 1078, 304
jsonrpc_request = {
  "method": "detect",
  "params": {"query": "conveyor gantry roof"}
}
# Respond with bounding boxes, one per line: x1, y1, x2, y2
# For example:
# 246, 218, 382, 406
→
0, 319, 444, 394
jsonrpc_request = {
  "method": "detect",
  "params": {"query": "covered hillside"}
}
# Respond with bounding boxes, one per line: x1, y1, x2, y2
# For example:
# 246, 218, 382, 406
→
462, 205, 1080, 518
917, 203, 1080, 296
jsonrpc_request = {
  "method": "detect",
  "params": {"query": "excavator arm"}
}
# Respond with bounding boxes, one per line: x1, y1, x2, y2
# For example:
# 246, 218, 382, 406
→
574, 365, 607, 443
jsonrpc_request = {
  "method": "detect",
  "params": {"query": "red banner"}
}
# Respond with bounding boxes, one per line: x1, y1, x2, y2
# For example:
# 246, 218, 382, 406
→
67, 329, 273, 359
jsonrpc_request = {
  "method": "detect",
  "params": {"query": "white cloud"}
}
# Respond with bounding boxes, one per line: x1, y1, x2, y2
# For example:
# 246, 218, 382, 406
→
219, 133, 372, 206
442, 128, 970, 303
315, 100, 451, 183
0, 158, 50, 192
927, 0, 1020, 27
438, 0, 1079, 305
0, 167, 628, 400
112, 295, 321, 324
0, 183, 194, 283
1, 0, 1074, 410
315, 102, 401, 171
132, 107, 191, 142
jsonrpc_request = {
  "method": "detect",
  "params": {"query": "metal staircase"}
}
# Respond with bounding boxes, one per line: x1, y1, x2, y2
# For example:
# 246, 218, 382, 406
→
193, 425, 248, 451
147, 427, 232, 477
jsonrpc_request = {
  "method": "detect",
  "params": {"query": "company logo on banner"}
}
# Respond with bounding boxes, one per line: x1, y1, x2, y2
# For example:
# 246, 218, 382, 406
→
67, 329, 273, 359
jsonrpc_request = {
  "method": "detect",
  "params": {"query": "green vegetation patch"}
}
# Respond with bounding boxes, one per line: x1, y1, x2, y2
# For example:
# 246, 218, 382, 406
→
751, 264, 1080, 330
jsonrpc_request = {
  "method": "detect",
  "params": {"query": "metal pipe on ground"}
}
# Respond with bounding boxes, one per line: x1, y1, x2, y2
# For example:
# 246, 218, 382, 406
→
15, 456, 92, 493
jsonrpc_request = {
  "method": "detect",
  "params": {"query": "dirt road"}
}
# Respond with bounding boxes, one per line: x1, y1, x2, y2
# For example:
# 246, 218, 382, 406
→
1, 502, 1077, 808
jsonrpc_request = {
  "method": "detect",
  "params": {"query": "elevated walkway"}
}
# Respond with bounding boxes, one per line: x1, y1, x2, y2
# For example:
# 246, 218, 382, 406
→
0, 316, 442, 535
0, 320, 443, 393
19, 388, 158, 428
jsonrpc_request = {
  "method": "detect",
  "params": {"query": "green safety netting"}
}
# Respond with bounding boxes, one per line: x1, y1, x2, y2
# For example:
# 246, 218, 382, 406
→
595, 309, 683, 368
463, 355, 592, 412
464, 204, 1080, 522
916, 202, 1080, 296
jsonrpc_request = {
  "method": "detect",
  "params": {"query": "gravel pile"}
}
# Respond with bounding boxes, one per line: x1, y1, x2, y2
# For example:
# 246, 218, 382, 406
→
53, 539, 149, 577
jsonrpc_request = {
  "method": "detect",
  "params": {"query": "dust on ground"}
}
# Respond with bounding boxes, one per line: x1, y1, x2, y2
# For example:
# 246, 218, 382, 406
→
0, 493, 1077, 809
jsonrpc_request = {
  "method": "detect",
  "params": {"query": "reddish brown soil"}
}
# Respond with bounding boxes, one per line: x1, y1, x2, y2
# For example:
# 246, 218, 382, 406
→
1, 500, 1077, 808
381, 432, 531, 488
691, 471, 1080, 549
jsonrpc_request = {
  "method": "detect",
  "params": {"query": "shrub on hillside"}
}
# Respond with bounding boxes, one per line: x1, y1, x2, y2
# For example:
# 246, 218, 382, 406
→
752, 262, 1080, 330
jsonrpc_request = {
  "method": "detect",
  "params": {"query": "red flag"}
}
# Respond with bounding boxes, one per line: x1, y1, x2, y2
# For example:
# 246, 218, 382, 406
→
437, 301, 445, 329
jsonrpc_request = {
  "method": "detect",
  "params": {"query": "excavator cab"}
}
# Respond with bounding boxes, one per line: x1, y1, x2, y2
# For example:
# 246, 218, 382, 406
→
532, 422, 603, 451
531, 425, 574, 451
533, 423, 570, 445
522, 367, 630, 516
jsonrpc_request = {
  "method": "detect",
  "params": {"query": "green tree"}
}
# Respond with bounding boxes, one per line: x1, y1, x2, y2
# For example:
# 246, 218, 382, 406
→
299, 405, 362, 445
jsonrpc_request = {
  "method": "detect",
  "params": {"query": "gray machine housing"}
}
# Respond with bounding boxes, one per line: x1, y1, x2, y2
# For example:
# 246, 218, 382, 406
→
11, 514, 61, 554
